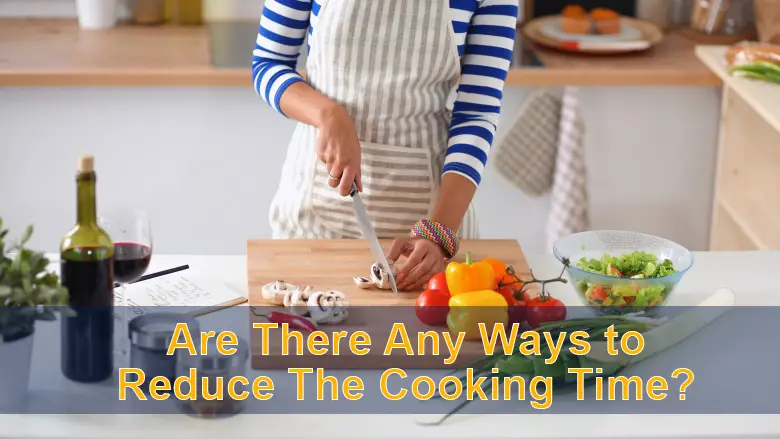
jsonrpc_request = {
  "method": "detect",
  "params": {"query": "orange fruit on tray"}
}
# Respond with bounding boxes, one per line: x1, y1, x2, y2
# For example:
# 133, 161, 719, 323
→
591, 7, 621, 35
562, 4, 587, 17
561, 4, 591, 34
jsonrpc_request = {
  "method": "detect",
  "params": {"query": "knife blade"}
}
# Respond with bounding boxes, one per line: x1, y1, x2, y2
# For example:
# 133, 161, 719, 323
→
349, 182, 398, 295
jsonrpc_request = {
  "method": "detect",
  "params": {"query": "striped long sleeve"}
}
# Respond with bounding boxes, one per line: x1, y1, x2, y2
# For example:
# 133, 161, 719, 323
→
444, 0, 518, 187
252, 0, 518, 187
252, 0, 313, 116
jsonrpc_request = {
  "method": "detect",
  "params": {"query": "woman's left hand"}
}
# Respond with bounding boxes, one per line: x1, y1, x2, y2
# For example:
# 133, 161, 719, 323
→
387, 237, 448, 291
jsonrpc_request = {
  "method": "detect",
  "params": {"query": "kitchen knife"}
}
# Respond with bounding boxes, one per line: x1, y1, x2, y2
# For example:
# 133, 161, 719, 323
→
349, 182, 398, 295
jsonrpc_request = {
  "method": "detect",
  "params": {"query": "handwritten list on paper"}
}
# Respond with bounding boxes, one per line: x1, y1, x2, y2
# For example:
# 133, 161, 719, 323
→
114, 273, 246, 317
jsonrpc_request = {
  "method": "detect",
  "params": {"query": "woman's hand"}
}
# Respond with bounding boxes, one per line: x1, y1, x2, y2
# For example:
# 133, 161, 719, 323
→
316, 104, 363, 196
387, 237, 448, 291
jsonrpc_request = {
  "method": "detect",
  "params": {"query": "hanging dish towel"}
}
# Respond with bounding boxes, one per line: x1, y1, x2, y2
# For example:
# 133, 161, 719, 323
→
545, 87, 589, 251
493, 87, 589, 251
493, 90, 561, 196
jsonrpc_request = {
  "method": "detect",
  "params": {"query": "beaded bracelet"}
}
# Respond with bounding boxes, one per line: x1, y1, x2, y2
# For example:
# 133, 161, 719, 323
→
410, 219, 460, 259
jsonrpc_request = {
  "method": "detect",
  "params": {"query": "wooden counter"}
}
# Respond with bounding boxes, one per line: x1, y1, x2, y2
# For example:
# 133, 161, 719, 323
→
0, 19, 720, 87
696, 45, 780, 251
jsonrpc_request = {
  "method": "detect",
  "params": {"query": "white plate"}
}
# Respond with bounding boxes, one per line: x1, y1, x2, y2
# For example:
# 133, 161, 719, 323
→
540, 17, 643, 42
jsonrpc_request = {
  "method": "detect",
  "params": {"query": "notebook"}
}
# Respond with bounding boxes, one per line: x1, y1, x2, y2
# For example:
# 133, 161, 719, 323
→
114, 272, 247, 318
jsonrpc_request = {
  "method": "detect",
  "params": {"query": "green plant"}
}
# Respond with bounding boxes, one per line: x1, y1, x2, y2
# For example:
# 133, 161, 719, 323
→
0, 217, 70, 343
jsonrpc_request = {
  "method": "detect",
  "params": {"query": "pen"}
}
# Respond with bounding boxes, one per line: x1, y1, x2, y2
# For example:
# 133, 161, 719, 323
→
114, 264, 190, 288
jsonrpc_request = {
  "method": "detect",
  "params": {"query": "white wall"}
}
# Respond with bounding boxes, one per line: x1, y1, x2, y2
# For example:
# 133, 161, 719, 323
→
0, 86, 720, 255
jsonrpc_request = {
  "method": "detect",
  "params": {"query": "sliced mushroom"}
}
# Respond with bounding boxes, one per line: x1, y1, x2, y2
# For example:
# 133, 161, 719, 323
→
283, 288, 309, 317
261, 280, 297, 305
298, 285, 316, 299
306, 290, 349, 324
324, 290, 349, 324
353, 276, 374, 289
306, 291, 333, 323
370, 262, 399, 290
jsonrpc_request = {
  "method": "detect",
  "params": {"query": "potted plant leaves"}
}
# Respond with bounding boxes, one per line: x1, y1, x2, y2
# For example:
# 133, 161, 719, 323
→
0, 217, 70, 408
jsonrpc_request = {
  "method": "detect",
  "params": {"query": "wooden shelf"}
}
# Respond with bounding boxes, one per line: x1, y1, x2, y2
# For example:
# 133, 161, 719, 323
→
711, 201, 762, 251
0, 19, 720, 87
701, 46, 780, 251
696, 45, 780, 133
0, 19, 248, 87
523, 31, 721, 87
716, 88, 780, 249
715, 198, 770, 250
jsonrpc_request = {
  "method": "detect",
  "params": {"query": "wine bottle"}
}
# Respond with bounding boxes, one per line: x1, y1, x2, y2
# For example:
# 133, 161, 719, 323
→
60, 155, 115, 383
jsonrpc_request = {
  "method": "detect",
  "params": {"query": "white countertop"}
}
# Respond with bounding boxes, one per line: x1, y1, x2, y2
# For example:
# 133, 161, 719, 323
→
2, 251, 780, 439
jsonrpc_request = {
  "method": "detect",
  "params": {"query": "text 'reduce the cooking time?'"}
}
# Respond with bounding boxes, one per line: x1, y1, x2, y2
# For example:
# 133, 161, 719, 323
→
117, 323, 696, 409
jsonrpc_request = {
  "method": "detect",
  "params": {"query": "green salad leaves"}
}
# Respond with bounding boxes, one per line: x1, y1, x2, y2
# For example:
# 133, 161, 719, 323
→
572, 251, 680, 310
575, 251, 677, 279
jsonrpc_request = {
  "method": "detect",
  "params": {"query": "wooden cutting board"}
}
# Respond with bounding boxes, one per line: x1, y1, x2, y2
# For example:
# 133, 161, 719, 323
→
247, 239, 531, 369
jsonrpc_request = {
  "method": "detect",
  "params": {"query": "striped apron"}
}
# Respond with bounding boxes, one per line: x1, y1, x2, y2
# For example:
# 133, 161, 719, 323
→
269, 0, 480, 240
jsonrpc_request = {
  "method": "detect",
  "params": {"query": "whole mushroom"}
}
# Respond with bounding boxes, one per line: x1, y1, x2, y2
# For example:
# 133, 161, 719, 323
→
370, 262, 399, 290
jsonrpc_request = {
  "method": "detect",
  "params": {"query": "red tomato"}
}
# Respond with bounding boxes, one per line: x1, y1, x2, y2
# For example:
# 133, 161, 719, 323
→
495, 284, 515, 306
590, 285, 607, 301
497, 282, 537, 304
507, 300, 527, 326
607, 265, 623, 277
415, 289, 450, 326
526, 296, 566, 328
425, 272, 449, 295
496, 276, 519, 304
519, 288, 539, 302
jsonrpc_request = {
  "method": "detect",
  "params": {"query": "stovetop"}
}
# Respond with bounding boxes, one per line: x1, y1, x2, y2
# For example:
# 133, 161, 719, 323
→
209, 21, 307, 70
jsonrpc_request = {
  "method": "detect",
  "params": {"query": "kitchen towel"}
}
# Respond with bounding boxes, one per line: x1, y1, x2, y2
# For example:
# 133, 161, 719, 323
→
494, 90, 560, 196
545, 87, 589, 251
493, 87, 589, 251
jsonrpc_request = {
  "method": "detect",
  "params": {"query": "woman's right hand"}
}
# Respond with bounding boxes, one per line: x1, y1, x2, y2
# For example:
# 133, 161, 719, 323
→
316, 104, 363, 196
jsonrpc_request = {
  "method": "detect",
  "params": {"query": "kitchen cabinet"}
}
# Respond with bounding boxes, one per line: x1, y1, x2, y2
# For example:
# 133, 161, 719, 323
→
696, 45, 780, 250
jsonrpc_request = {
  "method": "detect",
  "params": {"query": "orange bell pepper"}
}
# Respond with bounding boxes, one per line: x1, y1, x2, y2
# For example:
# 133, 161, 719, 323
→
483, 258, 508, 288
483, 257, 520, 306
445, 252, 496, 296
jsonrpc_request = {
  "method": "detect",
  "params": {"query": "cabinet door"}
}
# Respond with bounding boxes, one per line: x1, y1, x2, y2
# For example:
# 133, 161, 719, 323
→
709, 86, 780, 250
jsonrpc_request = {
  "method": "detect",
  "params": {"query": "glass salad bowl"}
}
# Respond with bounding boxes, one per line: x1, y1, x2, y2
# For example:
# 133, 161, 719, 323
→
553, 230, 693, 316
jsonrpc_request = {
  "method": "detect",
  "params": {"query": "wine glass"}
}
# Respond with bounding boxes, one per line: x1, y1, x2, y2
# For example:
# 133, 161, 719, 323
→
99, 209, 153, 363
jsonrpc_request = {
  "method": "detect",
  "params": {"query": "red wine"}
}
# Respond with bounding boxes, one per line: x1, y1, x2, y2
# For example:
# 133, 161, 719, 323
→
60, 248, 114, 383
60, 156, 115, 383
114, 242, 152, 284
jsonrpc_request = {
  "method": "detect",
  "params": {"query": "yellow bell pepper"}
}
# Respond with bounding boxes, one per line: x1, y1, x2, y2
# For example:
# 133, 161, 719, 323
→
446, 290, 508, 340
445, 252, 496, 296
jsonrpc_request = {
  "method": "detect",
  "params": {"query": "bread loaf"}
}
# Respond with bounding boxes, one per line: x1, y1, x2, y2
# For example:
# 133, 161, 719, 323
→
725, 43, 780, 67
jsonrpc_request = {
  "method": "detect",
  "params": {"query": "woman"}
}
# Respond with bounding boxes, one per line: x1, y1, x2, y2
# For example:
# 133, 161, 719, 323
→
253, 0, 517, 291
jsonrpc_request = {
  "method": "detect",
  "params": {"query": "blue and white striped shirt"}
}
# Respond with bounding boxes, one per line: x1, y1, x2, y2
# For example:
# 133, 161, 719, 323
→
252, 0, 518, 187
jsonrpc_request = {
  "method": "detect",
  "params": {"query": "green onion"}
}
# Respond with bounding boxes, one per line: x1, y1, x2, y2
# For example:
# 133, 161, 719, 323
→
420, 315, 656, 425
729, 62, 780, 85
